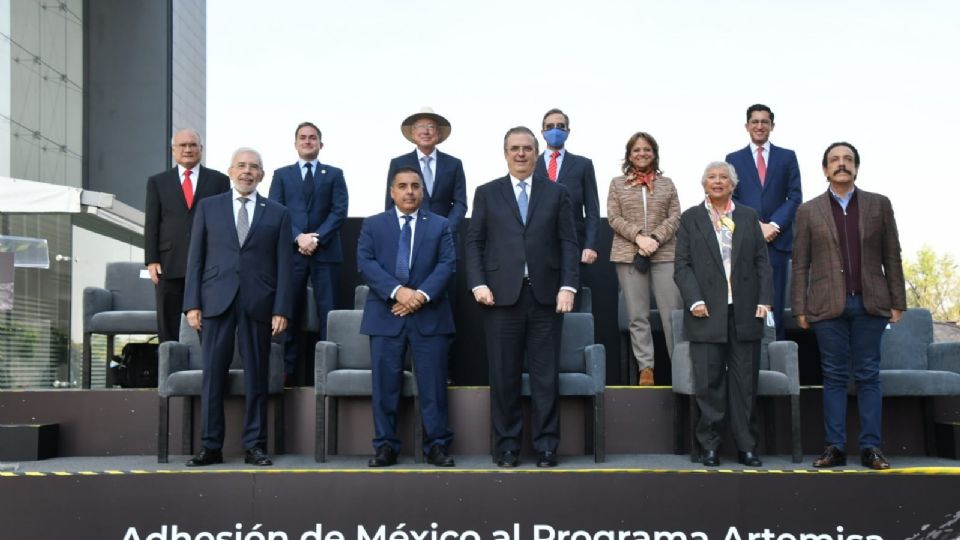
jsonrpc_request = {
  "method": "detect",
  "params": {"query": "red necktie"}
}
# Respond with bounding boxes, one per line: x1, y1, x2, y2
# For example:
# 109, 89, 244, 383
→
756, 147, 767, 186
547, 151, 559, 181
182, 169, 194, 209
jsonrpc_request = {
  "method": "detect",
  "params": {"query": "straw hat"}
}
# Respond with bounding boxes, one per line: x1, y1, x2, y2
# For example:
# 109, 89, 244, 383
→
400, 107, 452, 144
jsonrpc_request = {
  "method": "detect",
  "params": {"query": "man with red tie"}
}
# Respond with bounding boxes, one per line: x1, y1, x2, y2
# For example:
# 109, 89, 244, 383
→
726, 104, 802, 340
145, 128, 230, 342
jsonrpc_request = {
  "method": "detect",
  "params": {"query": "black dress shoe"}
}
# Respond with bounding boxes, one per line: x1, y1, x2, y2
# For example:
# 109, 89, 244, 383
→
812, 445, 847, 468
701, 449, 720, 467
368, 445, 398, 467
737, 451, 763, 467
536, 451, 558, 468
861, 447, 891, 470
426, 445, 455, 467
186, 447, 223, 467
244, 446, 273, 466
496, 450, 519, 467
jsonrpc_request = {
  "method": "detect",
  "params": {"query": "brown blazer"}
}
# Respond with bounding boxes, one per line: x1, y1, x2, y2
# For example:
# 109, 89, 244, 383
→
607, 175, 681, 263
790, 189, 906, 323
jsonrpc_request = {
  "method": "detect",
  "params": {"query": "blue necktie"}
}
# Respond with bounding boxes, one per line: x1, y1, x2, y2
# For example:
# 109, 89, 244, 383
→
517, 181, 529, 225
303, 162, 315, 202
395, 215, 413, 283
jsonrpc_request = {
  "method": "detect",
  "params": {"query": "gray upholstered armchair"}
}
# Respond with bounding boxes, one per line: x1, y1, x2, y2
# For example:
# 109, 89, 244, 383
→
870, 307, 960, 454
508, 312, 606, 462
314, 309, 421, 463
671, 309, 802, 463
156, 316, 285, 463
82, 262, 157, 388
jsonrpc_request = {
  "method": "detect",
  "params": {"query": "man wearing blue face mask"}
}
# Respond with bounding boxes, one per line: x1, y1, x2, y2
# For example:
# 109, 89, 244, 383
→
535, 108, 601, 269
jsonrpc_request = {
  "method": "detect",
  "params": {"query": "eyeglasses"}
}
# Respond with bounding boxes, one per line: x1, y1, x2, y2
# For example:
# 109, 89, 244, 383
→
543, 123, 568, 131
174, 143, 200, 149
413, 123, 438, 132
507, 145, 536, 153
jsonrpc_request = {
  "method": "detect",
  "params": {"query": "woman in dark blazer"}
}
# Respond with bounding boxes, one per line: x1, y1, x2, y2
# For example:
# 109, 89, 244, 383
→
674, 161, 773, 467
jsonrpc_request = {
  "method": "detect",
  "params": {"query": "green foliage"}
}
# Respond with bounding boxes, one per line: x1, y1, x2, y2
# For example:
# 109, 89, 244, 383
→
903, 246, 960, 321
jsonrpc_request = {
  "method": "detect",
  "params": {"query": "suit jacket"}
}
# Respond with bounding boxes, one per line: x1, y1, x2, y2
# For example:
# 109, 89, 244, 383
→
727, 144, 802, 253
183, 192, 293, 322
674, 203, 773, 343
385, 150, 467, 236
465, 175, 579, 306
268, 161, 348, 263
790, 189, 906, 323
144, 166, 230, 278
358, 209, 456, 337
534, 151, 600, 251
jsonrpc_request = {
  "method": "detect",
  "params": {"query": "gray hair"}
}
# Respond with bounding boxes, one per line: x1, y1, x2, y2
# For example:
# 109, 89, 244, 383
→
502, 126, 539, 154
230, 147, 263, 168
700, 161, 739, 188
171, 128, 204, 147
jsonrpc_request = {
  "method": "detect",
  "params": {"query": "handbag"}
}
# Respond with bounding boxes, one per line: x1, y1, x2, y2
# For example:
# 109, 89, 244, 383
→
112, 337, 159, 388
632, 252, 650, 274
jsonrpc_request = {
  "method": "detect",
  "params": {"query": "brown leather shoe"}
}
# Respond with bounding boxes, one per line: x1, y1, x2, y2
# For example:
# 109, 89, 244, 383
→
861, 447, 891, 470
639, 368, 655, 386
812, 445, 846, 468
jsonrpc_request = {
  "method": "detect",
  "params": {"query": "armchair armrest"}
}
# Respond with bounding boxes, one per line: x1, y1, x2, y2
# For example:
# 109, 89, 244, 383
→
928, 342, 960, 374
583, 344, 606, 394
768, 340, 800, 395
313, 341, 340, 393
158, 342, 191, 397
82, 287, 112, 329
671, 342, 693, 395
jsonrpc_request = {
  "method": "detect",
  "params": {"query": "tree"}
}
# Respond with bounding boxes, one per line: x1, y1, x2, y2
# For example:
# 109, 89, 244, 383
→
903, 246, 960, 322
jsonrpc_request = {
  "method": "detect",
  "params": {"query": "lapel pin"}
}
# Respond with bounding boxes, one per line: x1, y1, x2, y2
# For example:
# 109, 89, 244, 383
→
321, 169, 327, 174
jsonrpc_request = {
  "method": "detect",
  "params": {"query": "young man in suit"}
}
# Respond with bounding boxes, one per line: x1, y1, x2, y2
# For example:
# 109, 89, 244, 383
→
269, 122, 348, 383
359, 166, 457, 467
183, 147, 293, 467
726, 104, 802, 340
466, 126, 580, 468
792, 142, 905, 470
534, 108, 601, 267
144, 128, 230, 342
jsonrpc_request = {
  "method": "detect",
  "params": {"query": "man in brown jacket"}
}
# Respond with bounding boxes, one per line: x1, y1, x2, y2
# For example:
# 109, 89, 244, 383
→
791, 141, 906, 470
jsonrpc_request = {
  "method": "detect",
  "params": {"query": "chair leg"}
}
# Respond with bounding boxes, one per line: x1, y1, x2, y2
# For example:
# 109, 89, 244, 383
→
689, 395, 700, 462
762, 397, 777, 455
593, 393, 605, 463
583, 396, 594, 456
328, 397, 339, 456
790, 394, 802, 463
273, 394, 285, 455
105, 335, 116, 388
619, 334, 630, 385
922, 397, 936, 457
181, 397, 194, 456
673, 393, 688, 455
82, 333, 93, 389
413, 396, 423, 463
315, 393, 326, 463
158, 396, 169, 463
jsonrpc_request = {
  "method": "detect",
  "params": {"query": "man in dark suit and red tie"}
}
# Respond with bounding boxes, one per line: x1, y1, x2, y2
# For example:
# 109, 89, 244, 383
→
534, 108, 601, 267
466, 126, 580, 468
726, 104, 802, 340
183, 147, 293, 467
145, 128, 230, 343
359, 166, 457, 468
269, 122, 348, 382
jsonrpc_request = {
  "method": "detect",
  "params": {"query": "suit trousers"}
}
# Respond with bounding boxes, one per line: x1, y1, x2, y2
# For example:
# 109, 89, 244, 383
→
810, 294, 887, 451
155, 276, 185, 343
284, 257, 339, 374
484, 282, 562, 453
690, 305, 760, 452
768, 247, 790, 341
199, 299, 272, 451
369, 321, 453, 453
615, 261, 683, 371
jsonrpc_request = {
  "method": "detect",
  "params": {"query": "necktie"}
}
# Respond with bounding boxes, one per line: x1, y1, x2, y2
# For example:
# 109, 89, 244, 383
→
547, 151, 559, 181
517, 181, 529, 225
303, 162, 315, 202
236, 197, 250, 245
422, 156, 434, 196
757, 147, 767, 186
395, 215, 413, 284
182, 169, 194, 209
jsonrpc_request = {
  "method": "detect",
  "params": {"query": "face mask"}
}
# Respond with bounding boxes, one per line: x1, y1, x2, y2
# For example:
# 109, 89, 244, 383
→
543, 128, 569, 148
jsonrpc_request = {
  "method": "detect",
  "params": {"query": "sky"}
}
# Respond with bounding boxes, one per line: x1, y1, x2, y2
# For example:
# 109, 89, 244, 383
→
206, 0, 960, 262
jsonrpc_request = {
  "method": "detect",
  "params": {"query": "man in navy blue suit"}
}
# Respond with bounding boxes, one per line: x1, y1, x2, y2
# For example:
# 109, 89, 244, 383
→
466, 127, 579, 468
360, 166, 457, 467
269, 121, 348, 382
534, 108, 601, 267
183, 147, 293, 467
726, 104, 802, 340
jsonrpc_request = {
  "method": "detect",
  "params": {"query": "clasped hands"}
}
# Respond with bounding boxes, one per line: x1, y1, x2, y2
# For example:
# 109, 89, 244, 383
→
297, 232, 320, 256
392, 287, 426, 317
635, 234, 659, 257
